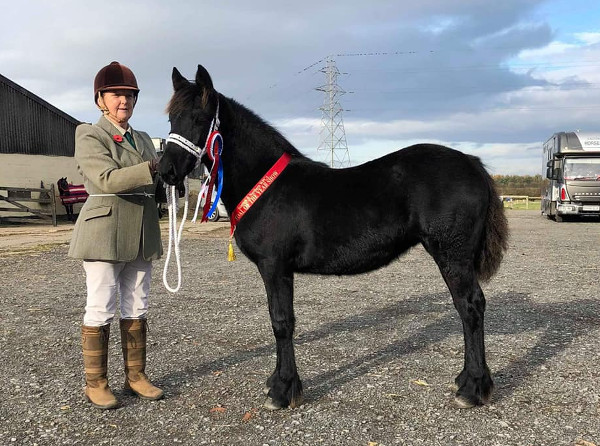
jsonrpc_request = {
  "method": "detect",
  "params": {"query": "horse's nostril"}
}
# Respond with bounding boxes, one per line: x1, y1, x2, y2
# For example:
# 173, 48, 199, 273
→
159, 163, 179, 185
167, 166, 176, 182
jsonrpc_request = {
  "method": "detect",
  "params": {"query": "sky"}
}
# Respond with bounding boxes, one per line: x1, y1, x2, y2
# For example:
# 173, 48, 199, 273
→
1, 0, 599, 175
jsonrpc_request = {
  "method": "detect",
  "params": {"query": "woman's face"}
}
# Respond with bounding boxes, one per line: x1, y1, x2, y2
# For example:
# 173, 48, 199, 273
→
98, 89, 136, 127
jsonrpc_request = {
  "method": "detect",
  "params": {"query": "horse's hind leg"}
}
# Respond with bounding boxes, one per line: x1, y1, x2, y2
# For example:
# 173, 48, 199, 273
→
258, 261, 303, 410
431, 252, 493, 408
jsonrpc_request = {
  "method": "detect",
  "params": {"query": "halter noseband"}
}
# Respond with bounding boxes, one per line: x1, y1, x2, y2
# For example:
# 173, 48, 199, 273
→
165, 133, 204, 158
165, 100, 220, 160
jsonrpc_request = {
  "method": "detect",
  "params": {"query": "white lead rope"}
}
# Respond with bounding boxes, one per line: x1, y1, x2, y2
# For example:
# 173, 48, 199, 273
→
162, 179, 189, 293
162, 174, 212, 292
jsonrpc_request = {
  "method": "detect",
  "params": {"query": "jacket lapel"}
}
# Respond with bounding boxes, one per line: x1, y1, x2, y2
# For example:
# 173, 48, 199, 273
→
96, 116, 143, 161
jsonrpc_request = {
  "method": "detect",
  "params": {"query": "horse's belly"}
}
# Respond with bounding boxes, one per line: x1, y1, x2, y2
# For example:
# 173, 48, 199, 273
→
298, 241, 407, 276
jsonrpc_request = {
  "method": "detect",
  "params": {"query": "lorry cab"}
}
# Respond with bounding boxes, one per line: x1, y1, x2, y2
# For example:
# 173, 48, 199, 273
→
542, 132, 600, 222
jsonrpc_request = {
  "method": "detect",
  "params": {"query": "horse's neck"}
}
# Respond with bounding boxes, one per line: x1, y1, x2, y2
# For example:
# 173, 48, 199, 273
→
221, 100, 290, 207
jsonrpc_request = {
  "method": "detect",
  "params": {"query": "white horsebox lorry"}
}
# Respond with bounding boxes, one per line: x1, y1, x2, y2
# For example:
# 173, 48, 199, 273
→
542, 131, 600, 222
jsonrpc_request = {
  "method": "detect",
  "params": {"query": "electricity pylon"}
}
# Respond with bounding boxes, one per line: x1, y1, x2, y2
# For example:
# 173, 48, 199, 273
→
316, 56, 351, 168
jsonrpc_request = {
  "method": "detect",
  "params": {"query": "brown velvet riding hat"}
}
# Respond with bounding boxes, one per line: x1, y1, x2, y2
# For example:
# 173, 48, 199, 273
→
94, 61, 139, 103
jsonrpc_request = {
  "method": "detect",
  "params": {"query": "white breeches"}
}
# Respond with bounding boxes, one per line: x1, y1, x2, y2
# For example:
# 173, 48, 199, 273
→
82, 253, 153, 326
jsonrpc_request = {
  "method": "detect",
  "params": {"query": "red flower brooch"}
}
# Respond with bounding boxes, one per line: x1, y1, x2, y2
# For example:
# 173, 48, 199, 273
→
113, 134, 123, 143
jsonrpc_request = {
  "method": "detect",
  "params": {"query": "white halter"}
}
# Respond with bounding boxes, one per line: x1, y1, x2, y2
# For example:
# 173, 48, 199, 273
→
165, 100, 220, 161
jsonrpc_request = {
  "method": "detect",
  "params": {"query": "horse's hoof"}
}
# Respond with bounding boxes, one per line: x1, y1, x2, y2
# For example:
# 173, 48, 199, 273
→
263, 397, 284, 411
289, 394, 303, 409
454, 395, 476, 409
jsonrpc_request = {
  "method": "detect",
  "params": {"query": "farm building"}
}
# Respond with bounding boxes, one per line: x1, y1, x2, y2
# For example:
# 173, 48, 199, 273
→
0, 73, 84, 221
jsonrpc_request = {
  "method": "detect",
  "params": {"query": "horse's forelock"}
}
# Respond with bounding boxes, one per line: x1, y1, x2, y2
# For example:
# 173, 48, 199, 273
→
166, 83, 212, 117
166, 86, 194, 116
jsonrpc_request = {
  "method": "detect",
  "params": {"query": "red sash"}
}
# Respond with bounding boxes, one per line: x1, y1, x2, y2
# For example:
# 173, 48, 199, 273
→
230, 152, 292, 235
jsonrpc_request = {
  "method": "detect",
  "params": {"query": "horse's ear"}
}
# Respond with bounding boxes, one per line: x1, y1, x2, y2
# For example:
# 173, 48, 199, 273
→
195, 65, 214, 91
172, 67, 189, 91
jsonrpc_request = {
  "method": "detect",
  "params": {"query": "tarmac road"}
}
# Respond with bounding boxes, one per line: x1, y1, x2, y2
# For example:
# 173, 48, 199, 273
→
0, 211, 599, 445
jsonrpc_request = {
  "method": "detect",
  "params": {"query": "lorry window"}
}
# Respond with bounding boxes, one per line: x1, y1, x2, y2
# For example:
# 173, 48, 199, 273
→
563, 158, 600, 181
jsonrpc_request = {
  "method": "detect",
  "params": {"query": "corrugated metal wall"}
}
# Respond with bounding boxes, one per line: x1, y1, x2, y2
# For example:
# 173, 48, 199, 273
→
0, 74, 80, 156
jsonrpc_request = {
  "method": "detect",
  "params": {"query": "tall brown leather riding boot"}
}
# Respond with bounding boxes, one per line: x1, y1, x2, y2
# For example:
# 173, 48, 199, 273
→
82, 324, 118, 409
120, 319, 164, 400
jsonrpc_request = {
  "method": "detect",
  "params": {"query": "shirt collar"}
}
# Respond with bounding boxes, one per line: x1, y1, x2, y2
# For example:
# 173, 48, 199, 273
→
108, 120, 132, 136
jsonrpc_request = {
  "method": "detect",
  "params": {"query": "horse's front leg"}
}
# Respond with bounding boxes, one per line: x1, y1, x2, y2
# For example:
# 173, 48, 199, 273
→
258, 261, 303, 410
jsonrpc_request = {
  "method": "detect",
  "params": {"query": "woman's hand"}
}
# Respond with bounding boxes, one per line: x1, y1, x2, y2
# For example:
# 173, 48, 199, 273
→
148, 157, 161, 175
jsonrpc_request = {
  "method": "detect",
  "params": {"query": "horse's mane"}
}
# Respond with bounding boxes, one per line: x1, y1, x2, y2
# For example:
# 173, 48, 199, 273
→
227, 97, 305, 158
167, 83, 305, 159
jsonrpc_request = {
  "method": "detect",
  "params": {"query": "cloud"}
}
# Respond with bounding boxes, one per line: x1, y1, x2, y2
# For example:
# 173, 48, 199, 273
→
574, 32, 600, 45
1, 0, 599, 175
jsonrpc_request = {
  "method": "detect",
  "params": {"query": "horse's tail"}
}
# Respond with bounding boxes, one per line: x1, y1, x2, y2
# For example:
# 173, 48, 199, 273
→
475, 163, 509, 282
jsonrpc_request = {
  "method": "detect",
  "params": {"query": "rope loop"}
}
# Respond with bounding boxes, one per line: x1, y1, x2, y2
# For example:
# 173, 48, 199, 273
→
162, 179, 189, 293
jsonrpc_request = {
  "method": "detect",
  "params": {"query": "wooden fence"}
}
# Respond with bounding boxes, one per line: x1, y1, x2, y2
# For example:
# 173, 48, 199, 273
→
0, 185, 57, 226
500, 195, 541, 210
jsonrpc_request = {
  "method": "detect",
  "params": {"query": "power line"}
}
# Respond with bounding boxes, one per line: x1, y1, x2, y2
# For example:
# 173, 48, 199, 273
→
335, 51, 427, 57
354, 83, 600, 96
355, 104, 600, 113
299, 49, 600, 75
248, 51, 600, 118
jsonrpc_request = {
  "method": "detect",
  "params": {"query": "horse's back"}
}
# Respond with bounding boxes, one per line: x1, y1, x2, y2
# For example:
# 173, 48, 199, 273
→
381, 144, 489, 193
304, 143, 492, 220
392, 143, 492, 212
58, 179, 88, 205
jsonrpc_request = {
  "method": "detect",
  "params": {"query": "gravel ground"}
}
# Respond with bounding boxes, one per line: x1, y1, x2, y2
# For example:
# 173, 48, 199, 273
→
1, 210, 599, 446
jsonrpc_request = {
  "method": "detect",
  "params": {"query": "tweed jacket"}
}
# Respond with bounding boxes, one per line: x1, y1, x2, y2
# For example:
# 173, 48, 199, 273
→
68, 116, 163, 261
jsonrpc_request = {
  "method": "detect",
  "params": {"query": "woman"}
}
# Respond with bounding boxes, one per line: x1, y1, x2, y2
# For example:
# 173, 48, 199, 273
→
69, 61, 164, 409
